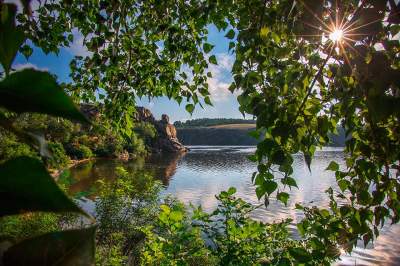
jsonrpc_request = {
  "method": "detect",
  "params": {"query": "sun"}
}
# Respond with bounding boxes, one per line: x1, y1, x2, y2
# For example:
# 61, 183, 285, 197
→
329, 28, 344, 42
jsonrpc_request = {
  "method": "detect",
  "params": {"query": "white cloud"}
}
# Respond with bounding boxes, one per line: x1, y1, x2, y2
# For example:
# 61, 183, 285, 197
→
66, 29, 92, 57
206, 53, 235, 102
13, 63, 48, 72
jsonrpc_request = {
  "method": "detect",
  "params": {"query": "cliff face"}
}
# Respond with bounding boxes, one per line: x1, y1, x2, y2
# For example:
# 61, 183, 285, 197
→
135, 107, 188, 153
80, 105, 187, 153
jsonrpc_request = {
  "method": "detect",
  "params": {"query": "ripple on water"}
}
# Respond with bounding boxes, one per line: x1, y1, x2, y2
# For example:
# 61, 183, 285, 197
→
67, 146, 400, 265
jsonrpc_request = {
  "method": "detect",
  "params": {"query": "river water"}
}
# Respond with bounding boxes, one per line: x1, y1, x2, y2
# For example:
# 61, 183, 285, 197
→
65, 146, 400, 265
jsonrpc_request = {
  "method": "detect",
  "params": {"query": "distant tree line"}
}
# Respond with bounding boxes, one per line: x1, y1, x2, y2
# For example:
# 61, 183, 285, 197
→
174, 118, 256, 128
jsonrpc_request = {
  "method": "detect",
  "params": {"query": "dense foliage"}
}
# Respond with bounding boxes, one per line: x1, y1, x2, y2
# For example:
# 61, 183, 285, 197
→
174, 118, 256, 128
226, 0, 400, 255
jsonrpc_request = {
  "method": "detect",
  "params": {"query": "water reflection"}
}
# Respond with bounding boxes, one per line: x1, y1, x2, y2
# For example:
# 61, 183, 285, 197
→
66, 146, 400, 266
63, 152, 183, 198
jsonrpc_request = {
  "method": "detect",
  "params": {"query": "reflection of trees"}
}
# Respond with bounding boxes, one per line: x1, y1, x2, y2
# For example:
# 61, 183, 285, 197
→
66, 153, 185, 197
146, 152, 185, 186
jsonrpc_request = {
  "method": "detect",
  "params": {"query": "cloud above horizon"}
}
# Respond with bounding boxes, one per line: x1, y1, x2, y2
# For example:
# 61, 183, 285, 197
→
65, 29, 92, 57
206, 53, 235, 102
13, 63, 49, 72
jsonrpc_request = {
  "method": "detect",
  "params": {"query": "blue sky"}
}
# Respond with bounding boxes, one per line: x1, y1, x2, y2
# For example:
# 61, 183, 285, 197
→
12, 24, 244, 122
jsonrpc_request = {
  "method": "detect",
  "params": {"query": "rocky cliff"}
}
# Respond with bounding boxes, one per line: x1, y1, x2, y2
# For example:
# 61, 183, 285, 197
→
81, 104, 187, 153
135, 107, 188, 153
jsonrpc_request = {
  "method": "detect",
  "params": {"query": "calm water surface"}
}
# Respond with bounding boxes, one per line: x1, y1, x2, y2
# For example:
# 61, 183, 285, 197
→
66, 146, 400, 265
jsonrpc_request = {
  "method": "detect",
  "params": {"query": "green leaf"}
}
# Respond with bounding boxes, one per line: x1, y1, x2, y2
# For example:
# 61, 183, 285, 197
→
320, 209, 330, 218
225, 29, 235, 39
260, 26, 270, 38
227, 187, 237, 195
203, 43, 214, 53
204, 96, 213, 106
19, 44, 33, 59
0, 156, 87, 217
296, 222, 306, 236
228, 41, 235, 51
282, 176, 298, 188
256, 186, 266, 200
170, 210, 183, 222
0, 69, 89, 123
277, 192, 289, 206
0, 3, 26, 74
185, 103, 194, 114
209, 55, 218, 65
160, 204, 170, 214
3, 226, 96, 266
264, 179, 278, 195
289, 247, 312, 263
338, 179, 349, 192
326, 161, 339, 171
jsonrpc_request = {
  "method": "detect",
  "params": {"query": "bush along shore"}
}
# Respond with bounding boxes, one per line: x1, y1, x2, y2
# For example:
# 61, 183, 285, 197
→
0, 106, 187, 176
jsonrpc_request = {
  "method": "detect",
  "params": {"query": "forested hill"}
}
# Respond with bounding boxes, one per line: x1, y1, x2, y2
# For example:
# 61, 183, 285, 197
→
174, 118, 256, 128
177, 124, 346, 147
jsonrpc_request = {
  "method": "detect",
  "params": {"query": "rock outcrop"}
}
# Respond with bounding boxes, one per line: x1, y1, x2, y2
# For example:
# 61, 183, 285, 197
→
135, 107, 188, 153
80, 105, 187, 153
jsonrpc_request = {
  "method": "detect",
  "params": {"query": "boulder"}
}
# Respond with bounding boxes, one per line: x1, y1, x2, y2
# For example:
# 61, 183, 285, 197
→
135, 107, 156, 123
136, 108, 187, 153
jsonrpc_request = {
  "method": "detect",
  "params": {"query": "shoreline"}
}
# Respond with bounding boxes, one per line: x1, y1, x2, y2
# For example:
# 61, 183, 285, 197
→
50, 158, 95, 179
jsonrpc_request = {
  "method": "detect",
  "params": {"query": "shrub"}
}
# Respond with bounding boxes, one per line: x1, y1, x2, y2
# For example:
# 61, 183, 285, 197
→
95, 166, 162, 263
140, 200, 218, 266
0, 131, 37, 163
134, 122, 157, 142
125, 133, 146, 155
46, 142, 70, 169
0, 213, 59, 242
65, 143, 93, 160
140, 188, 337, 266
94, 135, 124, 158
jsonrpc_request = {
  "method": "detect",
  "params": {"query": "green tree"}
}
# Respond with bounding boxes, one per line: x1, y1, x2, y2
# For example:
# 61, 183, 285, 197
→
226, 0, 400, 255
2, 0, 400, 264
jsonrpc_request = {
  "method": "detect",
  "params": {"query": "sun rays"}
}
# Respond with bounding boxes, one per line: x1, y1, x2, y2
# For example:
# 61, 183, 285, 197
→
292, 1, 390, 66
329, 28, 344, 42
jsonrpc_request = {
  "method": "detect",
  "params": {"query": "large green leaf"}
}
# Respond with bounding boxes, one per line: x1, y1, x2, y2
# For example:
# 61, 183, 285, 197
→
3, 226, 96, 266
0, 69, 89, 123
0, 156, 86, 217
0, 3, 26, 75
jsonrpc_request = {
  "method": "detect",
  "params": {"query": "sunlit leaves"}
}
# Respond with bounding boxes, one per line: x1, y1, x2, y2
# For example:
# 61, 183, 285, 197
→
209, 55, 218, 65
204, 96, 213, 106
232, 0, 399, 257
185, 103, 194, 114
277, 192, 289, 206
203, 43, 214, 53
326, 161, 339, 172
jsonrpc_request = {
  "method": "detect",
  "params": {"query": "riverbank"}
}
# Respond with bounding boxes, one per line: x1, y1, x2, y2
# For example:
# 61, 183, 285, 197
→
50, 158, 95, 178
